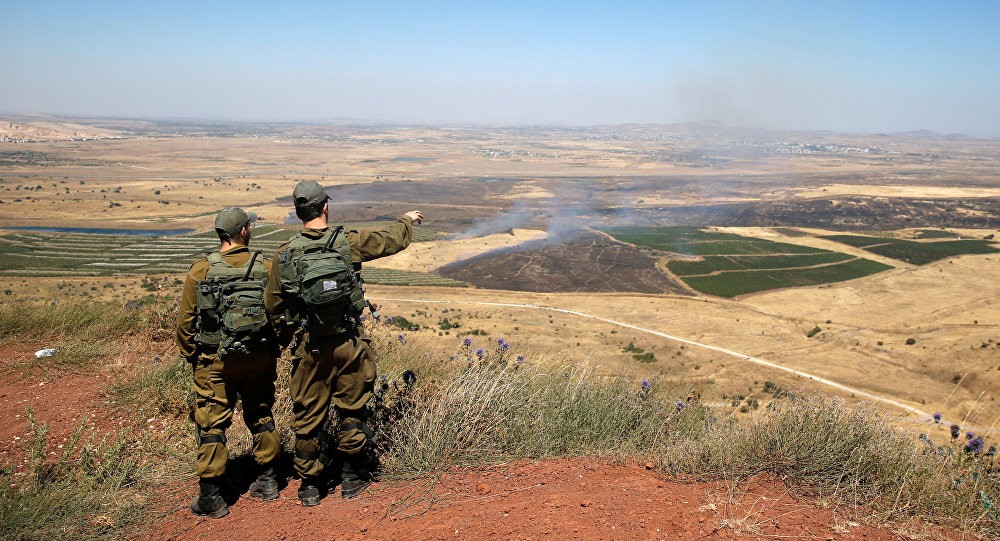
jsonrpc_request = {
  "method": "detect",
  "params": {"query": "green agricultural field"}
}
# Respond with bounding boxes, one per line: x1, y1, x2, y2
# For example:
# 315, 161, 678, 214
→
603, 227, 822, 255
601, 226, 894, 297
0, 221, 445, 277
668, 252, 854, 276
601, 226, 746, 247
820, 235, 1000, 264
683, 258, 894, 298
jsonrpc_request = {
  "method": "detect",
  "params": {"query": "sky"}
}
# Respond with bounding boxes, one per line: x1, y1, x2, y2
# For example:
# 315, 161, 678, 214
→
2, 1, 999, 136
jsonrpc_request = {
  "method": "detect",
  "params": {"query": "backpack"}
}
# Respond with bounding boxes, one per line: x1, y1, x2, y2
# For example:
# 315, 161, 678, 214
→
195, 251, 271, 354
278, 226, 367, 337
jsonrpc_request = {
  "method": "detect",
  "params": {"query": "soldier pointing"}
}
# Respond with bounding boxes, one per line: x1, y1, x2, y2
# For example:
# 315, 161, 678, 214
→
265, 180, 422, 506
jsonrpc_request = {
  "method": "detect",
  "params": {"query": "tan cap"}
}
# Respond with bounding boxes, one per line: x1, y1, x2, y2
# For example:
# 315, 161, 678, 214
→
214, 207, 257, 237
292, 180, 329, 206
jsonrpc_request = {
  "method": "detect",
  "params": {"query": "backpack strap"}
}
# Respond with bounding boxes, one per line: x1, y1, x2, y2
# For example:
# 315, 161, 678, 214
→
322, 226, 345, 253
206, 251, 225, 267
242, 251, 261, 281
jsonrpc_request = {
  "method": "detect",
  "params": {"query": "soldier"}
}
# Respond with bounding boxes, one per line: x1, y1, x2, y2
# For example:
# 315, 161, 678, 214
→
177, 207, 281, 518
264, 180, 422, 506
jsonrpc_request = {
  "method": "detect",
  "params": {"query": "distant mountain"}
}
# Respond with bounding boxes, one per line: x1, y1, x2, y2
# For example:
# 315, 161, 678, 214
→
882, 129, 977, 141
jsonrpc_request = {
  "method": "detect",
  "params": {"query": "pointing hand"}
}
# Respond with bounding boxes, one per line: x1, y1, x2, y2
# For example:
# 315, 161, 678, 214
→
404, 211, 424, 224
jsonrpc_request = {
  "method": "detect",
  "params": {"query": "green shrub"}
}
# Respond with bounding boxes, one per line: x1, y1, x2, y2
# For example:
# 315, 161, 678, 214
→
656, 395, 1000, 536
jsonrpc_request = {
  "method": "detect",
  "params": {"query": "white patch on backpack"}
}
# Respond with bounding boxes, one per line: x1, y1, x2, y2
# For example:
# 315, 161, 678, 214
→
323, 280, 338, 291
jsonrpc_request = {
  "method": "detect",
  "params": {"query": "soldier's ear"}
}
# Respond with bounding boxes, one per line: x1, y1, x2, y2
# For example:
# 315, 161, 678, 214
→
323, 201, 329, 216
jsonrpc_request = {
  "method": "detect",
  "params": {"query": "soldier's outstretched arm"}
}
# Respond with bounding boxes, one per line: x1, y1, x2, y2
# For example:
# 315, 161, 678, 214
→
348, 211, 423, 262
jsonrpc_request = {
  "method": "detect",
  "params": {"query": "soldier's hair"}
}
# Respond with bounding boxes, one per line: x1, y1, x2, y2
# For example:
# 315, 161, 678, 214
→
216, 226, 246, 243
295, 199, 327, 222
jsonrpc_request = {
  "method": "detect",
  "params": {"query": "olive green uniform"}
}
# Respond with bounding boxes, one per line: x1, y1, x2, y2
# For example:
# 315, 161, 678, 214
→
177, 245, 280, 479
264, 217, 412, 479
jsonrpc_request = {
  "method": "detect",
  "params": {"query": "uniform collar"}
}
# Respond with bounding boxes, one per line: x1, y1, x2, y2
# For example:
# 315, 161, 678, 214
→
220, 245, 250, 255
301, 227, 330, 239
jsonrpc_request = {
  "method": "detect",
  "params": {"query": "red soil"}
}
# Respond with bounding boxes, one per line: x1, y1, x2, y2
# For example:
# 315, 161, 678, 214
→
0, 343, 129, 472
156, 458, 919, 541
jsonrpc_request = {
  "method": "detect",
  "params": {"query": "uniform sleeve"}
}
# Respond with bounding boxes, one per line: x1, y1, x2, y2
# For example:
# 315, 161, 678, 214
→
347, 215, 413, 263
175, 262, 203, 361
263, 246, 285, 325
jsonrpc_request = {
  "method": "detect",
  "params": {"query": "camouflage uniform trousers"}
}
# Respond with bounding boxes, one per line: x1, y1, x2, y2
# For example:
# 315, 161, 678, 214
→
289, 328, 377, 480
192, 347, 280, 479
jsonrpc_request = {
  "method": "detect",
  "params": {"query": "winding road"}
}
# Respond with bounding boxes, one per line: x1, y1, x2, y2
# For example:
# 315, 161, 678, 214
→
372, 296, 932, 419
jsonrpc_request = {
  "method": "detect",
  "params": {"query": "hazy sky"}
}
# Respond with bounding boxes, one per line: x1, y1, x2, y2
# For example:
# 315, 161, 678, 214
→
2, 1, 998, 136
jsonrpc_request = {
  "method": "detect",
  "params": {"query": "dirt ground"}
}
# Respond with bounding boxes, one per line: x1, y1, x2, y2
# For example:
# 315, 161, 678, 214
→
155, 458, 924, 541
0, 342, 147, 476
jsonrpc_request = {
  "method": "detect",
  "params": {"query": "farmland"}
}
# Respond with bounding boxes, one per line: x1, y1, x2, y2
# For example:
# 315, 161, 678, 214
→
600, 226, 894, 297
681, 258, 894, 297
820, 234, 1000, 264
0, 223, 462, 286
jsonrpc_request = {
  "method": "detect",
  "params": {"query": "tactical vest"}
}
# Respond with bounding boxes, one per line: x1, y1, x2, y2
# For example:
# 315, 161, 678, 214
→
195, 250, 271, 354
278, 226, 367, 337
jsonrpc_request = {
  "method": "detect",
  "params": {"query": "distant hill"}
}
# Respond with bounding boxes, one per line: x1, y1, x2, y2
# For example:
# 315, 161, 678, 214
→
0, 119, 124, 142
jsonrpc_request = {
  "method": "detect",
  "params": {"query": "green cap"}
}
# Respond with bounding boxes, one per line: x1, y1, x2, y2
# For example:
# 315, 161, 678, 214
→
292, 180, 329, 206
214, 207, 257, 237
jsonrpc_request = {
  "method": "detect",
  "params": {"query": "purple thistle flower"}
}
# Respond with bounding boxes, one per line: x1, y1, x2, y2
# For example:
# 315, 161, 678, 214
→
965, 436, 986, 454
641, 379, 652, 391
676, 401, 686, 410
386, 316, 394, 324
515, 355, 525, 363
462, 337, 473, 347
932, 412, 942, 423
397, 333, 406, 345
497, 337, 510, 351
966, 431, 975, 440
475, 348, 485, 359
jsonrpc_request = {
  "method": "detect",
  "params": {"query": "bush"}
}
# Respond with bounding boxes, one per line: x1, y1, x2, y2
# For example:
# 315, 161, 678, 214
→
656, 395, 1000, 536
375, 352, 708, 476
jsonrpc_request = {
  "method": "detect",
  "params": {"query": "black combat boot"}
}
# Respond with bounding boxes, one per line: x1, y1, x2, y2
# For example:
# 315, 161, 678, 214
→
340, 457, 375, 499
298, 477, 321, 507
248, 465, 279, 501
189, 478, 229, 518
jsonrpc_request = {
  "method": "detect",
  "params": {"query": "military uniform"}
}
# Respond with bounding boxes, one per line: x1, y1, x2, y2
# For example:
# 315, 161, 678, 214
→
264, 218, 413, 483
177, 245, 280, 478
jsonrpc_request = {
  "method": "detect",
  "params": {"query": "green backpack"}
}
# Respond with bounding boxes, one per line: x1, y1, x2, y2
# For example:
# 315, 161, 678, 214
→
278, 226, 367, 338
195, 251, 271, 354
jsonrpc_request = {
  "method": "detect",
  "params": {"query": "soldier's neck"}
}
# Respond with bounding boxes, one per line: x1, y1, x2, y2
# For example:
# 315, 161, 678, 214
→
303, 217, 327, 229
219, 240, 245, 252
